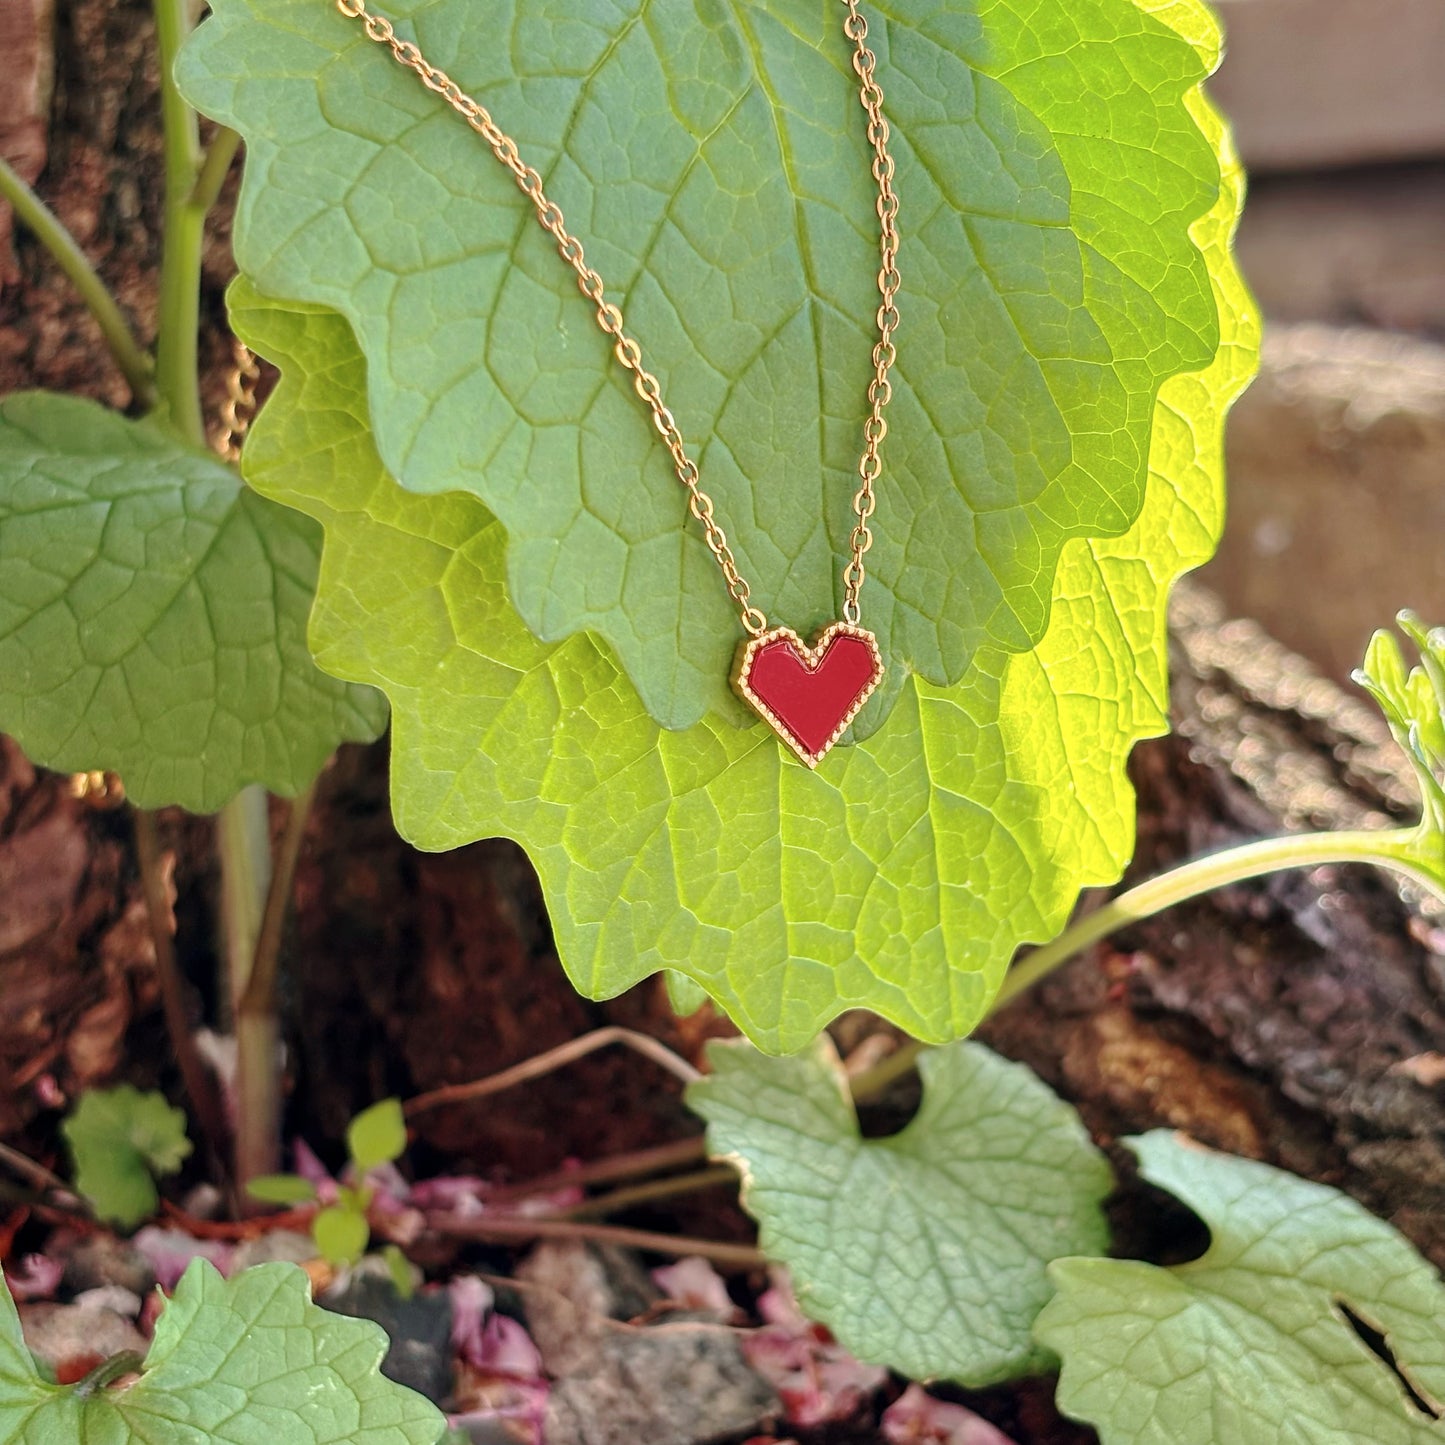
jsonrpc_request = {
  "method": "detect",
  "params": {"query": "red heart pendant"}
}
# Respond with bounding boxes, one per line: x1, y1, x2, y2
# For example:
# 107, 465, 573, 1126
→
732, 622, 885, 768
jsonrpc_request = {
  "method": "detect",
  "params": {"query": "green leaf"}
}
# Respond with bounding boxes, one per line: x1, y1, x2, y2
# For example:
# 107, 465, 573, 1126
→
222, 13, 1253, 1048
382, 1245, 417, 1301
1353, 614, 1445, 890
314, 1204, 371, 1267
179, 0, 1221, 733
1035, 1131, 1445, 1444
62, 1085, 192, 1229
246, 1173, 320, 1206
346, 1099, 407, 1172
0, 1259, 446, 1443
688, 1037, 1112, 1384
0, 393, 388, 811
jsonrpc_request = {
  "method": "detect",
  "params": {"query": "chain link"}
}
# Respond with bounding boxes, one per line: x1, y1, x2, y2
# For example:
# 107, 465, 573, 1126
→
334, 0, 898, 636
212, 336, 261, 463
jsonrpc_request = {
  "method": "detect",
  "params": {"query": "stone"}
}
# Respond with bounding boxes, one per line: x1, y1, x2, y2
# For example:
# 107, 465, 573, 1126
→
58, 1231, 157, 1298
1236, 166, 1445, 337
1201, 324, 1445, 686
230, 1229, 318, 1273
18, 1302, 146, 1372
1210, 0, 1445, 171
541, 1323, 779, 1445
325, 1271, 454, 1405
515, 1243, 777, 1445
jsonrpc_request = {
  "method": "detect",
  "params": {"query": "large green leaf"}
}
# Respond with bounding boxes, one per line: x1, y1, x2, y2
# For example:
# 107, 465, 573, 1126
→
179, 0, 1221, 731
688, 1037, 1112, 1384
0, 394, 387, 811
0, 1260, 446, 1443
1035, 1132, 1445, 1444
225, 0, 1254, 1048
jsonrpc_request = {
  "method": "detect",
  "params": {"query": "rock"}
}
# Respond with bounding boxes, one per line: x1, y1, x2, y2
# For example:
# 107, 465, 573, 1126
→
58, 1232, 157, 1298
1210, 0, 1445, 171
230, 1229, 318, 1273
18, 1302, 146, 1372
515, 1241, 660, 1375
325, 1271, 454, 1405
1236, 165, 1445, 338
543, 1322, 779, 1445
516, 1243, 777, 1445
1202, 324, 1445, 687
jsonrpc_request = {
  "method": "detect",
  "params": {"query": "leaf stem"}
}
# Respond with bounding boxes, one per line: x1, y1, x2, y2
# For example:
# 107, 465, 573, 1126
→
132, 810, 231, 1173
404, 1026, 701, 1119
0, 154, 156, 407
988, 826, 1430, 1012
153, 0, 205, 443
233, 782, 316, 1191
188, 127, 241, 214
74, 1350, 146, 1396
489, 1136, 709, 1205
562, 1165, 738, 1221
0, 1141, 73, 1200
427, 1211, 764, 1270
239, 780, 317, 1019
219, 788, 275, 1189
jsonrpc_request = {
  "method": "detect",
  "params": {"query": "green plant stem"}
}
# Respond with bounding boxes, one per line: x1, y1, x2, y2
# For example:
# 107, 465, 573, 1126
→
989, 826, 1427, 1012
74, 1351, 146, 1397
0, 154, 156, 407
844, 827, 1434, 1099
189, 127, 241, 213
153, 0, 205, 443
133, 810, 230, 1170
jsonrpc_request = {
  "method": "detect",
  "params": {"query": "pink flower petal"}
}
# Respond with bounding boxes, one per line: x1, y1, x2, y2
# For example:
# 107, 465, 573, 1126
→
882, 1383, 1020, 1445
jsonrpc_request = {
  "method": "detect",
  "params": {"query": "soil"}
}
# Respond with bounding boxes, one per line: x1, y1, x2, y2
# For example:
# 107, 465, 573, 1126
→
3, 6, 1444, 1444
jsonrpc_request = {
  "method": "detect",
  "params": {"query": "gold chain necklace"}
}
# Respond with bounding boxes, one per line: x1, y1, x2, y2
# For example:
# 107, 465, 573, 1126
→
334, 0, 900, 767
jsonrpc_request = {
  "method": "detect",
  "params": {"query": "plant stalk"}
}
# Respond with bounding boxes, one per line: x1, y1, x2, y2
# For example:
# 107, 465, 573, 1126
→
233, 783, 316, 1190
988, 826, 1428, 1012
0, 155, 156, 407
153, 0, 205, 443
404, 1025, 701, 1119
562, 1165, 738, 1221
427, 1212, 764, 1270
133, 810, 230, 1168
189, 127, 241, 214
219, 788, 276, 1186
490, 1136, 710, 1206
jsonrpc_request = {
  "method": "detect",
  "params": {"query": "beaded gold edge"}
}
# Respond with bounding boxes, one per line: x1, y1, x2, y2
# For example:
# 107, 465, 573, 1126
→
731, 621, 885, 769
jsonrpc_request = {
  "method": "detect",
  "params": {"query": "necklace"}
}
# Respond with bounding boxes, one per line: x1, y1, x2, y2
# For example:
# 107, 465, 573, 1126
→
334, 0, 900, 768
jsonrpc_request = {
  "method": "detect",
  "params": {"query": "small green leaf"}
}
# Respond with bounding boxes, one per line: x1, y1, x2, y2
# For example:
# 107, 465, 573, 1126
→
1354, 614, 1445, 862
382, 1244, 416, 1301
0, 1259, 446, 1443
347, 1099, 407, 1172
1035, 1131, 1445, 1445
688, 1037, 1112, 1385
62, 1086, 192, 1229
0, 393, 387, 811
314, 1204, 370, 1266
245, 1173, 319, 1206
663, 971, 709, 1018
